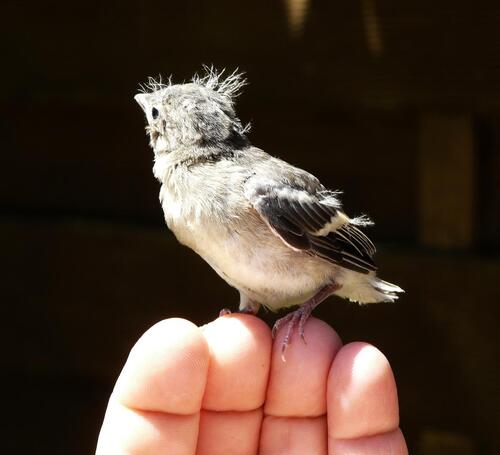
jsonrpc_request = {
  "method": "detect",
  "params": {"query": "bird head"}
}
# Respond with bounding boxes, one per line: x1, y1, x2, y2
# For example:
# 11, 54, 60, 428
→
135, 67, 249, 155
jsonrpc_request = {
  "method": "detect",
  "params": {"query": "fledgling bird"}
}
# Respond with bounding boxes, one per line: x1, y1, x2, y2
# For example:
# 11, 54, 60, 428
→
135, 68, 403, 355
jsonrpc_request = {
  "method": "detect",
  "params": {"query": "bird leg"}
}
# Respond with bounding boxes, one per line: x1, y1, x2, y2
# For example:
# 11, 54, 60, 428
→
272, 282, 341, 360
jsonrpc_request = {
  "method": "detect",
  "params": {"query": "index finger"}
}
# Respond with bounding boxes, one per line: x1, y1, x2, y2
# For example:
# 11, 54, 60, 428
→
97, 318, 210, 454
114, 318, 210, 414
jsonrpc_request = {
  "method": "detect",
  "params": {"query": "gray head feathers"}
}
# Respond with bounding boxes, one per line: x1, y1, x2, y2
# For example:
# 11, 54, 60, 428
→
135, 67, 250, 155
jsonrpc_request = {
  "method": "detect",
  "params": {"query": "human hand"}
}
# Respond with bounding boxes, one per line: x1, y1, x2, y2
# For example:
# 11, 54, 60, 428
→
96, 314, 408, 454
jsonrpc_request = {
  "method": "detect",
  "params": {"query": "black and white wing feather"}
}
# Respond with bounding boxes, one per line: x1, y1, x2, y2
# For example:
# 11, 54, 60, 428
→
245, 179, 377, 274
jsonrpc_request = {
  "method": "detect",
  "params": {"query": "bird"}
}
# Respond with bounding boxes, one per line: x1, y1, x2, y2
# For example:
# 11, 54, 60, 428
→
134, 67, 403, 357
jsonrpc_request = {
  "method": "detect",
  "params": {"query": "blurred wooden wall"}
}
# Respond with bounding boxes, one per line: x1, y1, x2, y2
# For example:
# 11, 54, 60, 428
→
1, 0, 499, 453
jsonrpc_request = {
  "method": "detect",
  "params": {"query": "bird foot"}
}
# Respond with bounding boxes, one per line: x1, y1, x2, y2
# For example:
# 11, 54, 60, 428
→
271, 282, 341, 361
272, 301, 315, 361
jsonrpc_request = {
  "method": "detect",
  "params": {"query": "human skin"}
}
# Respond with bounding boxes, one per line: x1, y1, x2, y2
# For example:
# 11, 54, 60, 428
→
96, 315, 408, 454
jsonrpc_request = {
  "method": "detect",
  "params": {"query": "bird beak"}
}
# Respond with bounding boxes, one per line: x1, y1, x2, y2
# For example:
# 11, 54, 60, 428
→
134, 94, 148, 112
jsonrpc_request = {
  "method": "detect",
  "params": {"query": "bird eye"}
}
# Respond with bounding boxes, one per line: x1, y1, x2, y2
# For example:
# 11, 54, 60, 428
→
151, 107, 159, 119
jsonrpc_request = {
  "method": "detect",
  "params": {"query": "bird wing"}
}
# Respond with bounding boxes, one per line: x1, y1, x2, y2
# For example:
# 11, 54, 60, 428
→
244, 178, 377, 274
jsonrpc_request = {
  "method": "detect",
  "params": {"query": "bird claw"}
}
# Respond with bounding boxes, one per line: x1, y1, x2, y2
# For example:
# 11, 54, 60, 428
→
272, 305, 313, 361
271, 283, 340, 359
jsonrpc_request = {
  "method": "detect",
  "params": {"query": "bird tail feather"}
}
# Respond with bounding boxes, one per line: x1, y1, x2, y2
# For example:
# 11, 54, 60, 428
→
369, 278, 404, 303
334, 274, 404, 304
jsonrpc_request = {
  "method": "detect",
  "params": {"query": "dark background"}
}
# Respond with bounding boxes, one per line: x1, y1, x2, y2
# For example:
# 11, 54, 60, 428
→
2, 0, 500, 453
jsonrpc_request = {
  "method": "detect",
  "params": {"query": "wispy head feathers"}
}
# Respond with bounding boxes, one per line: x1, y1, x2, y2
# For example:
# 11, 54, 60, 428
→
138, 74, 172, 94
138, 66, 247, 100
192, 66, 247, 100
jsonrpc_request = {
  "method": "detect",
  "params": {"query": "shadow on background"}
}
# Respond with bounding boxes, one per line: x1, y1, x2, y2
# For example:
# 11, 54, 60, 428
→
2, 0, 499, 453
